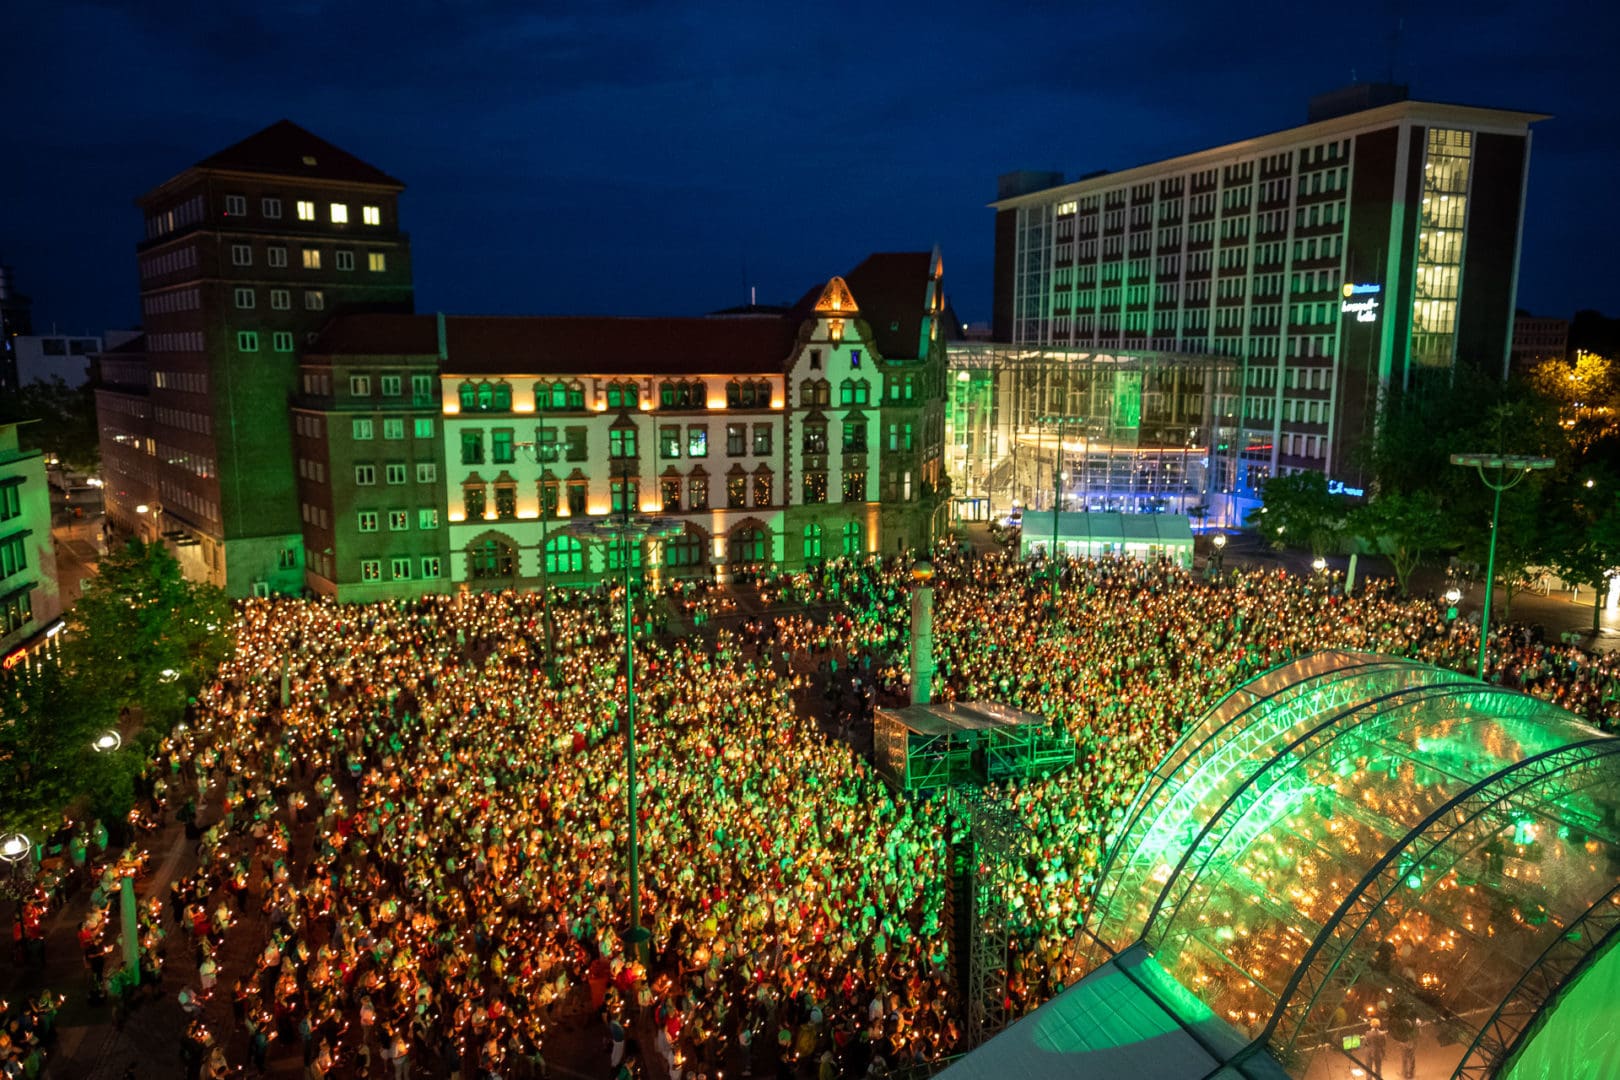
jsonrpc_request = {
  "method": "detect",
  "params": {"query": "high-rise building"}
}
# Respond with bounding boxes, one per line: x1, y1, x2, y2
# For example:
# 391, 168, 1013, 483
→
1510, 311, 1570, 371
0, 264, 34, 395
102, 121, 414, 595
0, 422, 61, 662
991, 88, 1545, 497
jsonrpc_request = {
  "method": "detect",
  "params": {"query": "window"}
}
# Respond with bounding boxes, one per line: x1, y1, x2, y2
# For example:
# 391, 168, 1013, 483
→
606, 538, 644, 573
727, 424, 746, 456
803, 523, 824, 562
378, 375, 401, 397
360, 559, 381, 582
351, 375, 372, 396
471, 539, 516, 579
420, 556, 441, 579
809, 349, 822, 370
686, 426, 707, 458
688, 474, 708, 511
234, 287, 255, 309
491, 383, 511, 410
841, 521, 864, 556
839, 379, 870, 406
0, 534, 27, 576
459, 382, 477, 411
534, 427, 559, 462
302, 248, 321, 270
355, 465, 376, 485
383, 418, 405, 440
363, 205, 381, 226
564, 426, 588, 461
418, 508, 439, 530
539, 479, 559, 517
753, 425, 772, 455
231, 244, 253, 267
461, 431, 484, 464
416, 462, 438, 483
610, 479, 639, 514
609, 426, 638, 459
491, 429, 514, 464
262, 197, 282, 218
849, 349, 862, 369
225, 194, 247, 216
727, 473, 747, 508
357, 511, 379, 532
297, 200, 316, 221
305, 290, 325, 311
567, 481, 587, 516
237, 331, 259, 352
730, 527, 767, 565
412, 374, 435, 405
270, 288, 291, 310
606, 381, 640, 409
545, 535, 584, 575
660, 425, 681, 459
330, 203, 349, 224
268, 246, 288, 268
353, 418, 374, 440
494, 485, 516, 519
842, 471, 866, 502
802, 423, 827, 455
368, 252, 387, 272
273, 332, 294, 352
661, 477, 682, 511
842, 420, 867, 453
390, 557, 411, 580
802, 471, 827, 504
0, 486, 18, 523
665, 530, 704, 569
753, 470, 772, 507
464, 486, 486, 518
336, 250, 355, 272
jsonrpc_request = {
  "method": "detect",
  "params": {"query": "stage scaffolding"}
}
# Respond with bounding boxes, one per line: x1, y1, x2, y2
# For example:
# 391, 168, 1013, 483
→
945, 344, 1242, 525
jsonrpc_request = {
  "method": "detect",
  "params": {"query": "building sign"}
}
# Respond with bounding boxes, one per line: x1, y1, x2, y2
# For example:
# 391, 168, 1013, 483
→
1327, 479, 1365, 497
1340, 282, 1382, 323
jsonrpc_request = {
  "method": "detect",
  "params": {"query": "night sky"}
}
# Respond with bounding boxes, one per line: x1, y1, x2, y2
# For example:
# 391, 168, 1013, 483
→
9, 0, 1618, 338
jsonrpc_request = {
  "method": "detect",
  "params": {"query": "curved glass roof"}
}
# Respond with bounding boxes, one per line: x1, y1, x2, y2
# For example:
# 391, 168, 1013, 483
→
1086, 651, 1620, 1079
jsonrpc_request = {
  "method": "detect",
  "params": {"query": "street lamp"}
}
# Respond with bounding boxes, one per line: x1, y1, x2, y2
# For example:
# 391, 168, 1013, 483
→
1211, 532, 1227, 578
568, 468, 683, 961
1450, 453, 1556, 679
0, 834, 28, 863
1312, 556, 1327, 574
134, 501, 163, 542
93, 731, 123, 753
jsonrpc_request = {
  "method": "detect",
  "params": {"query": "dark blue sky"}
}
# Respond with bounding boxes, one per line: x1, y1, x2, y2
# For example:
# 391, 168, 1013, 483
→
9, 0, 1617, 336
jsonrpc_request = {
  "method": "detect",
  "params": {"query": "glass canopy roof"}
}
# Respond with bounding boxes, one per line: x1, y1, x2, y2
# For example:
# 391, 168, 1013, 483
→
1085, 651, 1620, 1079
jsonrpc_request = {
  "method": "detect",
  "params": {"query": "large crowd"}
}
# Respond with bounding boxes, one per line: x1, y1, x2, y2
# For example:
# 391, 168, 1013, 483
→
20, 548, 1620, 1078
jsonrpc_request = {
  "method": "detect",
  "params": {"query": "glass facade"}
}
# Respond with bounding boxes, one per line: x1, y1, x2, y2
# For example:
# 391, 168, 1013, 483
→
1088, 651, 1620, 1079
1411, 128, 1473, 369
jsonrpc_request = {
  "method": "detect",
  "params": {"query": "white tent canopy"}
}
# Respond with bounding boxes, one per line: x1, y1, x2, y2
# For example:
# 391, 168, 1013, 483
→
1021, 512, 1194, 568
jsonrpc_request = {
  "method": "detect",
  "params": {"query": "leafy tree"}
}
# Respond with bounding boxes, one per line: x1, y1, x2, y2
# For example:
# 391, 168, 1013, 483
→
1541, 488, 1620, 635
1250, 470, 1343, 557
1350, 491, 1450, 595
0, 663, 118, 836
1526, 353, 1619, 448
0, 376, 101, 471
62, 540, 234, 729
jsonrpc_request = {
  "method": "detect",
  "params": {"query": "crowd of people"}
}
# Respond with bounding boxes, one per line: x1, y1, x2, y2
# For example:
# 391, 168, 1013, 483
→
29, 546, 1620, 1078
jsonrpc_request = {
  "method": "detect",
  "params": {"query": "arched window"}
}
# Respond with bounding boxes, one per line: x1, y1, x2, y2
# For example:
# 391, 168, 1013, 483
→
544, 534, 583, 575
753, 380, 771, 405
665, 530, 705, 569
799, 379, 816, 407
802, 523, 823, 563
608, 381, 639, 409
491, 382, 512, 410
470, 538, 515, 579
841, 520, 864, 556
606, 537, 644, 572
459, 381, 477, 410
476, 382, 494, 410
660, 380, 678, 408
726, 380, 744, 409
566, 380, 585, 410
546, 381, 568, 410
729, 526, 766, 565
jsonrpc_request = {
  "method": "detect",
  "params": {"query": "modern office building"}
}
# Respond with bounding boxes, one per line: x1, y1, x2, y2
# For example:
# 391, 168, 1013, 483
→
0, 422, 61, 664
1510, 311, 1569, 371
102, 120, 414, 596
991, 86, 1545, 499
296, 252, 952, 594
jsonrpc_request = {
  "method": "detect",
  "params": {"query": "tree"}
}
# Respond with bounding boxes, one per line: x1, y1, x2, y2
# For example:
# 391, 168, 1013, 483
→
1542, 489, 1620, 635
1526, 352, 1619, 447
1251, 471, 1343, 557
0, 663, 118, 836
0, 376, 101, 471
62, 540, 234, 730
1351, 491, 1450, 595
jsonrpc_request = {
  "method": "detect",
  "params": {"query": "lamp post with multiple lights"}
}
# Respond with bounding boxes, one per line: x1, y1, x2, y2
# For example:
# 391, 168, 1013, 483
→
1449, 453, 1556, 679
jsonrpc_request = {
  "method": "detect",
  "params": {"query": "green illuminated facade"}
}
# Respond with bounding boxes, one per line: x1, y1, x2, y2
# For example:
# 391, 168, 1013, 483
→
1085, 651, 1620, 1079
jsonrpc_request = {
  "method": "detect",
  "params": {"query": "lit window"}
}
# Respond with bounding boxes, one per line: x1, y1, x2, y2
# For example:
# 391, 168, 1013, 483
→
335, 251, 354, 272
413, 417, 434, 438
363, 205, 381, 226
297, 200, 316, 221
330, 203, 349, 224
360, 559, 381, 581
368, 252, 387, 272
390, 557, 412, 580
418, 508, 438, 529
353, 419, 374, 440
357, 511, 378, 532
388, 509, 409, 531
383, 418, 404, 440
302, 248, 321, 270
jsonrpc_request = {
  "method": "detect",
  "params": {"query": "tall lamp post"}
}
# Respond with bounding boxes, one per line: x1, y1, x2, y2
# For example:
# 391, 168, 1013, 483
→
569, 467, 683, 961
134, 501, 164, 543
1449, 453, 1555, 679
1211, 532, 1227, 578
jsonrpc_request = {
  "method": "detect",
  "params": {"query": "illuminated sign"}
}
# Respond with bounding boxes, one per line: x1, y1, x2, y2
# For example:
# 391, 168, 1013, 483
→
1340, 282, 1382, 323
1327, 479, 1365, 497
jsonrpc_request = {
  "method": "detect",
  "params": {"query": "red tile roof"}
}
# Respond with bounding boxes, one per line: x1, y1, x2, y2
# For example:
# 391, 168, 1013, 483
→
194, 120, 404, 188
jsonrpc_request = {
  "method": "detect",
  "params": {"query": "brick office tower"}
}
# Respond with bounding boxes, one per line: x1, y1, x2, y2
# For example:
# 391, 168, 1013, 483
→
108, 121, 414, 595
